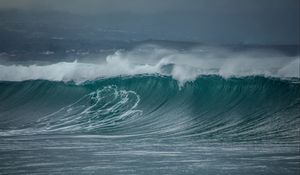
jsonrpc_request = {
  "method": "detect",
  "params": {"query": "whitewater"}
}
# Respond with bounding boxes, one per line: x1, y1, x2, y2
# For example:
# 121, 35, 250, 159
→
0, 45, 299, 175
0, 45, 299, 84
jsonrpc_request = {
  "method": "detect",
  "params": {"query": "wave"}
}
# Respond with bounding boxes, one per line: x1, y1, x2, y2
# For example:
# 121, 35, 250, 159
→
0, 45, 299, 85
0, 75, 299, 143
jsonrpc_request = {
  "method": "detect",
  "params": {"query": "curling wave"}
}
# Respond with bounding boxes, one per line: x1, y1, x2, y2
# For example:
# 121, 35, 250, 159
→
0, 75, 299, 143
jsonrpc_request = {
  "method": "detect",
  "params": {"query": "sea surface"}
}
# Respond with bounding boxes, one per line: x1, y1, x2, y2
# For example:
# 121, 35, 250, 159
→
0, 44, 299, 174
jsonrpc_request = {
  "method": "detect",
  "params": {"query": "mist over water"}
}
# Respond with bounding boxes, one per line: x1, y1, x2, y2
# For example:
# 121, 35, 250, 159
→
0, 45, 299, 84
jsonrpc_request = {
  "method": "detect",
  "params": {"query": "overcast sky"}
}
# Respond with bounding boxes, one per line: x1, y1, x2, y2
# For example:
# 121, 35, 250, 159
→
0, 0, 299, 44
0, 0, 298, 14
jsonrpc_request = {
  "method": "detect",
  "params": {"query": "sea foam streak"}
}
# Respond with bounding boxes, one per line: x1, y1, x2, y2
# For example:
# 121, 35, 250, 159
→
0, 45, 299, 84
0, 85, 142, 136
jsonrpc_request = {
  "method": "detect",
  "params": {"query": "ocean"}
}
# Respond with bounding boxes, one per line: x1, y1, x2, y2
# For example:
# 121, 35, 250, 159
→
0, 44, 299, 174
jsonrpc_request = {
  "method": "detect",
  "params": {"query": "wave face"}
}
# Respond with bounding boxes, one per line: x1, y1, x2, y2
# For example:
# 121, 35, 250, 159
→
1, 75, 299, 141
1, 46, 300, 174
1, 75, 300, 174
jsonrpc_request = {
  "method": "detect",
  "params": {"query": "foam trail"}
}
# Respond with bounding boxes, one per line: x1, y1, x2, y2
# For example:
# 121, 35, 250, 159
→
0, 45, 299, 84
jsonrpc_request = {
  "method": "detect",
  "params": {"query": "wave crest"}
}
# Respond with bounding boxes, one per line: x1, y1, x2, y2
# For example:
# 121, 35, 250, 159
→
0, 45, 299, 85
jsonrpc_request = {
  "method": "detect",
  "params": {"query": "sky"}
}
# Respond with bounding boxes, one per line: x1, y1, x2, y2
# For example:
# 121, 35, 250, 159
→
0, 0, 299, 44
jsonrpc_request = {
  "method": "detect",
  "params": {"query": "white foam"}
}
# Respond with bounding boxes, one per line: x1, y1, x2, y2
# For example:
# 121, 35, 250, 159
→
0, 45, 299, 84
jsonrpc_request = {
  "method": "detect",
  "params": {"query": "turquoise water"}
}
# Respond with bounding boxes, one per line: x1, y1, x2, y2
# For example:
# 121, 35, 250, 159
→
0, 75, 299, 174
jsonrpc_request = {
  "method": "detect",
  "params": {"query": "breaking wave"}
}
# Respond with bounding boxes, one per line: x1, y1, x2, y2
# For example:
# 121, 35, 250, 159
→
0, 45, 299, 85
0, 75, 299, 143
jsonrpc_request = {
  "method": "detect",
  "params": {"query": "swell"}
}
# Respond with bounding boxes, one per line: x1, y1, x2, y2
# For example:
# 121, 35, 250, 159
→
0, 75, 299, 142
